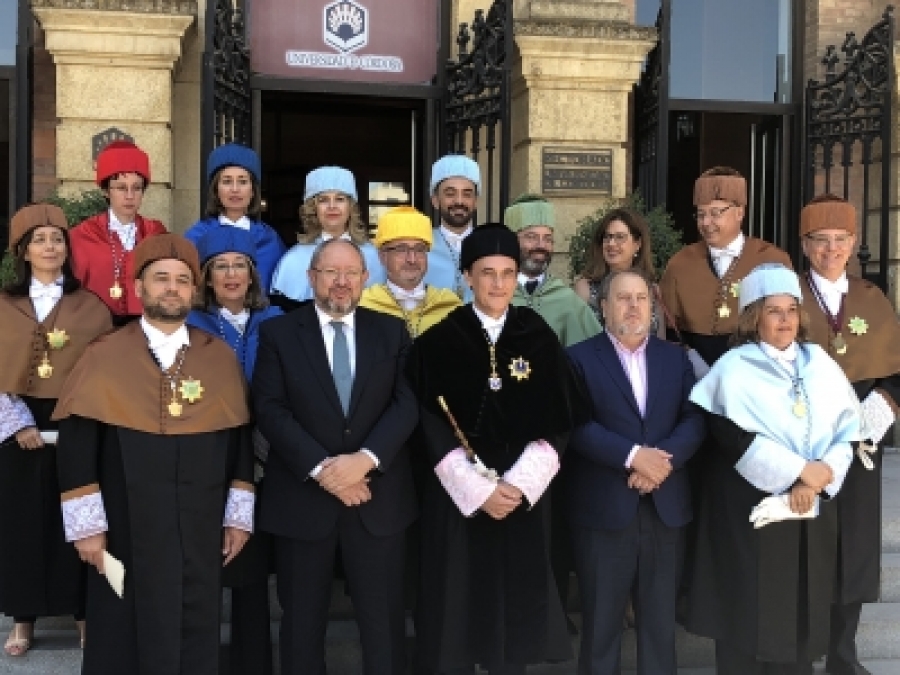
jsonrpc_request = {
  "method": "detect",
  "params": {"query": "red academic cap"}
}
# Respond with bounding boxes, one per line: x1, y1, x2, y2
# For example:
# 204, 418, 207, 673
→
96, 141, 151, 186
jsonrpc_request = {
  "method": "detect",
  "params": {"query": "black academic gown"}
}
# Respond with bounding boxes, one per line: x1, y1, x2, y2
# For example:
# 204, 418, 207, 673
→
684, 414, 838, 664
57, 419, 252, 675
407, 305, 583, 671
0, 397, 83, 618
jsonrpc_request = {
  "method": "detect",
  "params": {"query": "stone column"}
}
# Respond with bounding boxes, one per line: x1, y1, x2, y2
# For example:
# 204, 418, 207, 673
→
32, 3, 195, 227
511, 0, 656, 270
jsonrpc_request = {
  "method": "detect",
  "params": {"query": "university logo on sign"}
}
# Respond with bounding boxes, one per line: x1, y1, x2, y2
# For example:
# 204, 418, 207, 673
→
324, 1, 368, 53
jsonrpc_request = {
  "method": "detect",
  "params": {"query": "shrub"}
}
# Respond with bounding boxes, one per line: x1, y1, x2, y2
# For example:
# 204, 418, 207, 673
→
568, 192, 683, 281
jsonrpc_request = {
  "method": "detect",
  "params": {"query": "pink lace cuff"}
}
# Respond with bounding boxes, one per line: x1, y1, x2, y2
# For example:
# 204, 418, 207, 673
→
503, 440, 560, 509
434, 448, 497, 517
0, 394, 36, 444
223, 487, 255, 533
61, 492, 109, 542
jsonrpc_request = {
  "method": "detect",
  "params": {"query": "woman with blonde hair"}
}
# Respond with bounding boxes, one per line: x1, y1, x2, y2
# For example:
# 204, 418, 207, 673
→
270, 166, 383, 307
574, 208, 665, 335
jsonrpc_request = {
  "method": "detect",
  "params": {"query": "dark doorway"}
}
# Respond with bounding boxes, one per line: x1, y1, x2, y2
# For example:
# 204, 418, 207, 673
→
666, 111, 790, 248
259, 91, 427, 246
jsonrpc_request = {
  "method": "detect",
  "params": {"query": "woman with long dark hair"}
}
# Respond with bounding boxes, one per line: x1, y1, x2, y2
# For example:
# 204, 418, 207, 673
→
0, 205, 112, 656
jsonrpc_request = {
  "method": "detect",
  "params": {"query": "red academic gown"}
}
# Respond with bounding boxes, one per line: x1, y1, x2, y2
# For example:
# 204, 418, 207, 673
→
69, 212, 167, 319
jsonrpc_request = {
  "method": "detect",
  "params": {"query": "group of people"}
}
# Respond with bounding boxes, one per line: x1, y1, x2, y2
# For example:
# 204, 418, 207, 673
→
0, 138, 896, 675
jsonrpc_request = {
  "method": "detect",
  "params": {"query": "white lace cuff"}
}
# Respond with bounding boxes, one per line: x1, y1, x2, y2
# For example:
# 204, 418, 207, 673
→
61, 492, 109, 542
735, 436, 807, 494
434, 448, 497, 517
861, 390, 895, 444
0, 394, 36, 444
223, 487, 255, 533
503, 440, 560, 509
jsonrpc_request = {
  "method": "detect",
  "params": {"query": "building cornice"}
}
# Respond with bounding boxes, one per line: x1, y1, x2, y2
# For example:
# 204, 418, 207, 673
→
30, 0, 196, 16
514, 19, 657, 42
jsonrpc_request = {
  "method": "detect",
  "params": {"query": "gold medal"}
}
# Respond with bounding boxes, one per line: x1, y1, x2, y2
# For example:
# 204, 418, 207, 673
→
718, 304, 731, 319
37, 353, 53, 379
832, 333, 847, 355
792, 399, 807, 418
179, 378, 204, 403
168, 400, 183, 417
509, 357, 531, 382
110, 283, 123, 300
47, 328, 69, 350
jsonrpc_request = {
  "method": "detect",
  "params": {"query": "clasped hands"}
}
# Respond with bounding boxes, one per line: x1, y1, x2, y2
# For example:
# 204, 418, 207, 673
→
789, 460, 834, 514
627, 446, 673, 494
481, 480, 524, 520
316, 452, 375, 507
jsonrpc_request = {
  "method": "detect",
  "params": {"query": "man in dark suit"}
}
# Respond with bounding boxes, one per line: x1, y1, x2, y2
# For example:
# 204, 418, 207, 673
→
567, 269, 705, 675
252, 238, 418, 675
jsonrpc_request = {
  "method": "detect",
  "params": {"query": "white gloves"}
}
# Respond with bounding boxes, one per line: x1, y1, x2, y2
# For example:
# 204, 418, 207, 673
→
749, 494, 818, 529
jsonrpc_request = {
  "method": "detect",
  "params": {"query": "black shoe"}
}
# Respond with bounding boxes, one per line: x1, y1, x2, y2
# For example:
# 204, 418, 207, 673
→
825, 659, 873, 675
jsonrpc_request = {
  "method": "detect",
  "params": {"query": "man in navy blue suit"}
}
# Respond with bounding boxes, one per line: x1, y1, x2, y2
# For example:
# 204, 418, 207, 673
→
567, 269, 705, 675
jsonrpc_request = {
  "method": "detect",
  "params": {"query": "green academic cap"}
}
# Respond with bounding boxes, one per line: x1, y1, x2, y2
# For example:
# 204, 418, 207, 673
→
504, 194, 556, 233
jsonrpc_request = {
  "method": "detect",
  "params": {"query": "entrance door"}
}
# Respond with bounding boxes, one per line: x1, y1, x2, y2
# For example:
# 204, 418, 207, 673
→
749, 116, 787, 248
259, 91, 425, 245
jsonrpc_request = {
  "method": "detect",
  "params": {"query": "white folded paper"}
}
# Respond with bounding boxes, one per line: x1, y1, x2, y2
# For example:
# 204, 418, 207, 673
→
40, 431, 58, 445
750, 494, 818, 529
102, 551, 125, 598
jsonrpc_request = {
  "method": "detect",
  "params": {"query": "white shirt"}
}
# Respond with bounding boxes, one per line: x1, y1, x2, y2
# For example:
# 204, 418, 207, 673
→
218, 214, 252, 231
440, 224, 472, 254
810, 269, 848, 317
760, 340, 798, 377
518, 272, 544, 289
472, 304, 507, 343
386, 280, 426, 311
29, 277, 64, 322
220, 307, 250, 335
108, 210, 137, 251
708, 232, 746, 277
310, 305, 379, 475
314, 305, 357, 375
140, 318, 190, 370
607, 332, 650, 468
320, 232, 352, 243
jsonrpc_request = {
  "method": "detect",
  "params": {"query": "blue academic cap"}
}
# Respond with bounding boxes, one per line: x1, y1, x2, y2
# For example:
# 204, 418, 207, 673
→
738, 263, 802, 312
195, 227, 258, 266
303, 166, 358, 201
430, 155, 481, 195
207, 143, 261, 183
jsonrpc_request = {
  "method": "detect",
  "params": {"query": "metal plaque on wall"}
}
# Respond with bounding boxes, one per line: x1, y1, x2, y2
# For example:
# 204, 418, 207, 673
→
542, 148, 613, 194
251, 0, 440, 84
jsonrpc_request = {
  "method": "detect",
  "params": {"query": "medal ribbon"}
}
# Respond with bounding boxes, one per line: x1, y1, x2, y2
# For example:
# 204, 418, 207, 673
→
806, 272, 846, 336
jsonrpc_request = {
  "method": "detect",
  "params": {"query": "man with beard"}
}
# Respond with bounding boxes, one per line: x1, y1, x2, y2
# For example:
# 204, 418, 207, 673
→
660, 167, 792, 368
252, 238, 418, 674
508, 195, 601, 348
53, 233, 255, 675
424, 155, 481, 302
567, 269, 703, 675
360, 206, 461, 337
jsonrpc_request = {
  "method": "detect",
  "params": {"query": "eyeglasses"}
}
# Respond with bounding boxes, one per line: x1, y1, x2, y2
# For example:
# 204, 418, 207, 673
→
382, 244, 429, 257
520, 232, 554, 245
805, 234, 853, 249
108, 185, 145, 196
211, 261, 251, 275
312, 268, 363, 283
600, 232, 631, 244
694, 205, 733, 221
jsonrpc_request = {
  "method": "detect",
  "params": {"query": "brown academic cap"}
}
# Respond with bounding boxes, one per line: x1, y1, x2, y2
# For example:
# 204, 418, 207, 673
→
800, 195, 857, 237
8, 204, 69, 251
132, 232, 201, 285
693, 168, 747, 207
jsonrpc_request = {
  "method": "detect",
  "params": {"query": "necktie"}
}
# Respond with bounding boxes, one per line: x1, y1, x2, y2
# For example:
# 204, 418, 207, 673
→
330, 321, 352, 415
524, 279, 539, 295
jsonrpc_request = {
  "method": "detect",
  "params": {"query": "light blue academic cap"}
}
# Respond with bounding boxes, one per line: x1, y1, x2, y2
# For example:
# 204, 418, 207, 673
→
430, 155, 481, 195
303, 166, 358, 201
738, 263, 802, 312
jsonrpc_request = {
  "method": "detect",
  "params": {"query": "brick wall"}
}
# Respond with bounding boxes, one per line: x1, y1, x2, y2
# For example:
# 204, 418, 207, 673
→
805, 0, 886, 84
31, 21, 56, 202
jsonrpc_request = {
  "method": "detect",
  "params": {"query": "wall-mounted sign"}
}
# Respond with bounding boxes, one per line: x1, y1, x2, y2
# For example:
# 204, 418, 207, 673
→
251, 0, 439, 84
542, 148, 613, 194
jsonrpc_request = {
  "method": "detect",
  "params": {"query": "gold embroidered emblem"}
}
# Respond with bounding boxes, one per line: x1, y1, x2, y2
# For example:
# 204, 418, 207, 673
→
179, 379, 204, 403
730, 281, 741, 298
509, 357, 531, 382
848, 317, 868, 336
47, 328, 69, 350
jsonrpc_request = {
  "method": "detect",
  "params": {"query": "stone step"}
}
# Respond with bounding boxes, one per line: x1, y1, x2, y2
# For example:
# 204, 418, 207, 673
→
882, 553, 900, 602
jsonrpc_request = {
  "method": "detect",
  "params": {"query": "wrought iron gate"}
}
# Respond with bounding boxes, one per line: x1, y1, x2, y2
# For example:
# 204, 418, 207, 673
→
633, 4, 669, 209
200, 0, 252, 208
804, 7, 895, 291
441, 0, 512, 223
